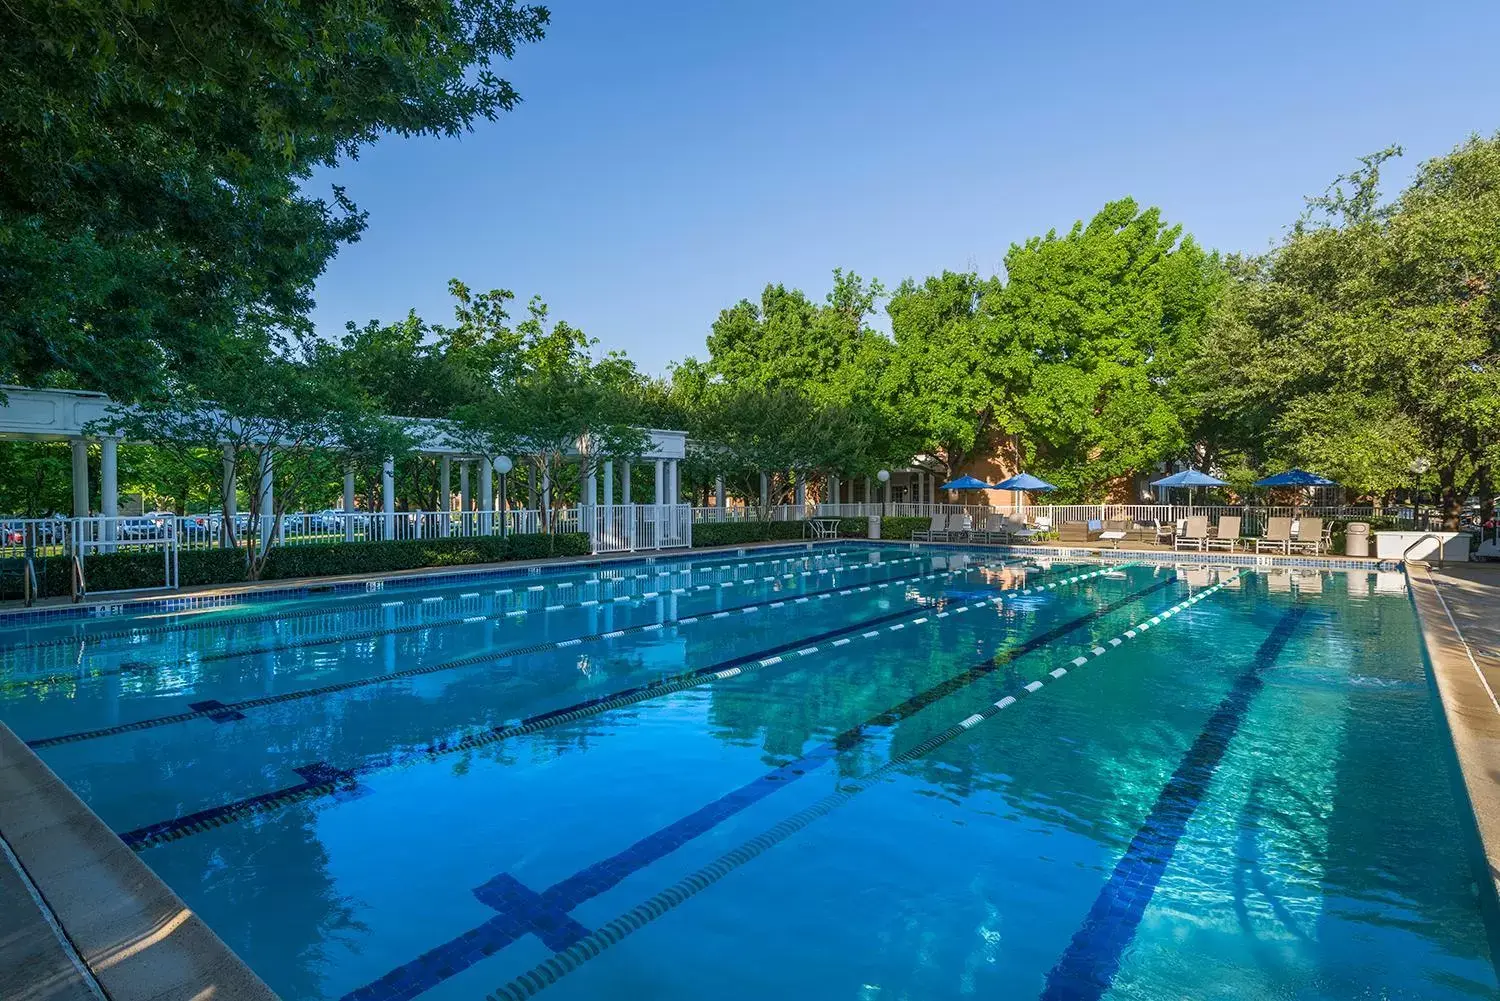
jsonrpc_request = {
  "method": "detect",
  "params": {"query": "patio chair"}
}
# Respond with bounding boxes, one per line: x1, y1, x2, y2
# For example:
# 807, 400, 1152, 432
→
912, 514, 947, 542
1151, 519, 1175, 546
1255, 517, 1293, 554
1289, 517, 1325, 555
947, 511, 973, 542
1005, 516, 1042, 542
1204, 515, 1243, 552
1174, 515, 1210, 551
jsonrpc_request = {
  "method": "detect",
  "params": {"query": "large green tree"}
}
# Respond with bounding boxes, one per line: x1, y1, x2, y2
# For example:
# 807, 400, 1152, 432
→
1001, 199, 1223, 497
0, 0, 548, 398
1185, 139, 1500, 526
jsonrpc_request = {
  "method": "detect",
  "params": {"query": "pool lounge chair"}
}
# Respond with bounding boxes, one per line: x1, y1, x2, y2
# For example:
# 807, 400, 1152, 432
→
977, 514, 1014, 543
912, 514, 947, 542
1255, 516, 1293, 554
946, 511, 972, 542
1289, 517, 1325, 555
1204, 515, 1243, 552
1174, 515, 1210, 551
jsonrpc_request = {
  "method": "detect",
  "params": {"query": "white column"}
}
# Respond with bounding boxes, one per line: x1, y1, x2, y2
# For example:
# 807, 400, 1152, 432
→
716, 475, 726, 516
99, 438, 118, 549
479, 457, 494, 534
654, 459, 665, 541
381, 457, 396, 539
439, 455, 451, 509
343, 467, 356, 541
603, 460, 615, 507
622, 462, 632, 503
71, 438, 90, 518
866, 476, 874, 510
221, 445, 237, 546
795, 474, 806, 510
257, 449, 277, 543
830, 474, 840, 510
459, 462, 471, 514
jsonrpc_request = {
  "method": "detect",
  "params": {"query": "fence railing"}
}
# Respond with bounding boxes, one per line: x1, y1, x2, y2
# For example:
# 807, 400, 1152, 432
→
1, 504, 695, 597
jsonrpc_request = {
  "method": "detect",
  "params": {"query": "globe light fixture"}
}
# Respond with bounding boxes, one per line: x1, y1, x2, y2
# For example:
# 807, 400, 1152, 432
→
877, 469, 890, 482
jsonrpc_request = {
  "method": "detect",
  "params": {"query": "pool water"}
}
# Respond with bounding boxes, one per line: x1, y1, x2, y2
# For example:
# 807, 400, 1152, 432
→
1, 544, 1495, 1000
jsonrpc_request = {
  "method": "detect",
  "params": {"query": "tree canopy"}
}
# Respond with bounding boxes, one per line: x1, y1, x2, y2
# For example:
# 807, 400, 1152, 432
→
0, 0, 548, 399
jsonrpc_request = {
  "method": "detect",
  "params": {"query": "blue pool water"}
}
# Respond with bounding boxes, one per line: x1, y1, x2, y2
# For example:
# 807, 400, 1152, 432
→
1, 544, 1495, 1000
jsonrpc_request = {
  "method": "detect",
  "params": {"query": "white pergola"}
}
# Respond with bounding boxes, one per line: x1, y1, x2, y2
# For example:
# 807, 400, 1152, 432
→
0, 385, 689, 522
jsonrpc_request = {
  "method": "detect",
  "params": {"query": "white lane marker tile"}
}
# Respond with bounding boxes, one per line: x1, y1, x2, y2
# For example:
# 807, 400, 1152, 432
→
1091, 646, 1106, 656
1071, 656, 1089, 667
888, 623, 905, 631
643, 623, 662, 631
557, 638, 581, 647
679, 617, 698, 625
711, 612, 729, 619
381, 600, 402, 607
1024, 681, 1044, 692
460, 592, 480, 599
959, 713, 985, 729
760, 656, 783, 666
994, 696, 1016, 709
769, 601, 785, 609
601, 629, 626, 639
1050, 668, 1068, 678
862, 630, 880, 639
798, 647, 819, 656
464, 616, 486, 624
832, 638, 851, 647
422, 597, 443, 603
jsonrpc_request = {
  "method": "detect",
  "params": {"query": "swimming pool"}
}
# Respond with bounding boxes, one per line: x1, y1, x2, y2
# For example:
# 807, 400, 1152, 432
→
1, 543, 1495, 1000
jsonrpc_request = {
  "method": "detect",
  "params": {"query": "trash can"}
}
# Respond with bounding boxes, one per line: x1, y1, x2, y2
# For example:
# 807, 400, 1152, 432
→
868, 514, 881, 540
1345, 522, 1370, 557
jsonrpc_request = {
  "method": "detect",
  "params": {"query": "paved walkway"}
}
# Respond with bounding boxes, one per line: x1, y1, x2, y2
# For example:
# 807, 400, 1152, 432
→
1408, 562, 1500, 898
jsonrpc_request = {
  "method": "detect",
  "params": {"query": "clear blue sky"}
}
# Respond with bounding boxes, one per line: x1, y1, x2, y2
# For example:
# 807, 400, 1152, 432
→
307, 0, 1500, 375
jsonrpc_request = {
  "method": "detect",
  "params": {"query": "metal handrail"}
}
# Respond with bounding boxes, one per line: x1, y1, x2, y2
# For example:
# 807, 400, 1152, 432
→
1402, 533, 1446, 568
22, 556, 37, 607
70, 554, 86, 602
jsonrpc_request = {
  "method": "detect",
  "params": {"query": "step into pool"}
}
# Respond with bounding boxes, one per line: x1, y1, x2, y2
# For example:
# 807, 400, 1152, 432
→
1, 544, 1494, 1000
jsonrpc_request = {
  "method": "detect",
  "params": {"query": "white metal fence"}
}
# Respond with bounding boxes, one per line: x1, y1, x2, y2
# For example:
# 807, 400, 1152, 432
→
1, 504, 694, 597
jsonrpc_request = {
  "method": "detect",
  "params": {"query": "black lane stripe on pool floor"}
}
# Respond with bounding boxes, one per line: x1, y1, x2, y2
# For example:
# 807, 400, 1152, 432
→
8, 551, 935, 693
341, 575, 1183, 1001
0, 546, 875, 664
479, 574, 1243, 1001
117, 565, 1133, 851
27, 558, 1025, 750
1037, 606, 1308, 1001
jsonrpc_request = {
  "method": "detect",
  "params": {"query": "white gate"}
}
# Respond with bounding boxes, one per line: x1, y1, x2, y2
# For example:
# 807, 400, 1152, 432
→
589, 504, 693, 554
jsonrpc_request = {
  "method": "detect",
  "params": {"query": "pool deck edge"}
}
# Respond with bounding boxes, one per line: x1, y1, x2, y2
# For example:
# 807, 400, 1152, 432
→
1407, 563, 1500, 902
0, 722, 280, 1001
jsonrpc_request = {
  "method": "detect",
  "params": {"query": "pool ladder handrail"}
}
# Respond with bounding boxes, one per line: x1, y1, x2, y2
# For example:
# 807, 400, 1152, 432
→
70, 553, 87, 602
21, 556, 38, 607
1403, 532, 1446, 569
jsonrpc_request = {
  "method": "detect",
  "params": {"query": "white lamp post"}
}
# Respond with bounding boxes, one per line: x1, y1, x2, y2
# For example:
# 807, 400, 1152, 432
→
496, 456, 514, 536
877, 469, 890, 509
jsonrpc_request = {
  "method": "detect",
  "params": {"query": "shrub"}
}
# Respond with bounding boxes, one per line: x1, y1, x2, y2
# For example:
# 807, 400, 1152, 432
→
15, 531, 595, 599
691, 520, 808, 548
876, 516, 930, 540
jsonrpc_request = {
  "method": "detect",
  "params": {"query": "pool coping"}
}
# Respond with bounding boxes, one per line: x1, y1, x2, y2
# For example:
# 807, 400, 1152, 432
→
1406, 562, 1500, 904
0, 721, 280, 1000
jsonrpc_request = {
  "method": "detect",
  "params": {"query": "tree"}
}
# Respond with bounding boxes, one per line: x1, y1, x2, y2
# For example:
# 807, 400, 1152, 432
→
882, 271, 1014, 483
0, 0, 549, 398
1186, 137, 1500, 526
1001, 199, 1223, 498
447, 298, 649, 532
691, 385, 879, 519
92, 348, 414, 578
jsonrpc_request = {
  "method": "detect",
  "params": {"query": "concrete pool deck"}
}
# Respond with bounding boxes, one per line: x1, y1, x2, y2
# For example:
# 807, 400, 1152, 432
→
1407, 561, 1500, 901
0, 723, 278, 1000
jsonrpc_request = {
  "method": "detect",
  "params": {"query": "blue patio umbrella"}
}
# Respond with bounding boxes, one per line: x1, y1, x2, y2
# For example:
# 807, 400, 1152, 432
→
1254, 468, 1338, 511
991, 472, 1057, 515
1150, 469, 1228, 508
1252, 468, 1337, 487
939, 475, 995, 491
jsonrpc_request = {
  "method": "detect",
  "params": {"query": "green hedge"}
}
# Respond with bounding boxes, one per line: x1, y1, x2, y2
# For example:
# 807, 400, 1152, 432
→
689, 515, 932, 549
690, 520, 808, 548
11, 532, 592, 599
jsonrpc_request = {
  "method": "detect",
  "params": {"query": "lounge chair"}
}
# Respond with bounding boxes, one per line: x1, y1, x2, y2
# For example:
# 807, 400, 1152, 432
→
1204, 515, 1243, 552
1255, 516, 1293, 554
1151, 519, 1175, 546
947, 511, 973, 541
1174, 515, 1210, 551
1288, 517, 1326, 555
912, 514, 947, 542
1005, 516, 1043, 542
978, 514, 1013, 543
1260, 516, 1296, 555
